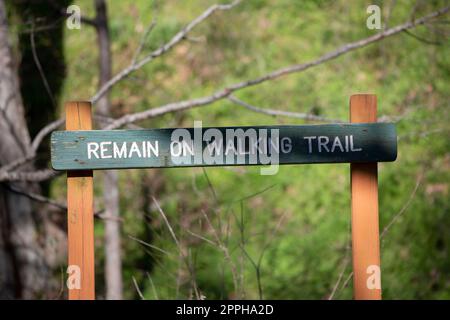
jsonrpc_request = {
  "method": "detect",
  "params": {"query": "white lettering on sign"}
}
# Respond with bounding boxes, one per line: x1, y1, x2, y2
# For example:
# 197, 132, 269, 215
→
51, 122, 397, 172
87, 141, 159, 159
167, 122, 287, 175
113, 142, 127, 158
281, 137, 292, 153
100, 141, 112, 158
169, 125, 286, 166
86, 134, 362, 161
303, 135, 362, 154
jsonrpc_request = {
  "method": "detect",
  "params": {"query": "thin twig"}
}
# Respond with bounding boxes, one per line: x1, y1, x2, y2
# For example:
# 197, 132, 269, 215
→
229, 95, 343, 123
146, 272, 159, 300
239, 243, 261, 298
380, 172, 423, 239
0, 118, 64, 174
5, 183, 66, 210
235, 184, 277, 203
128, 234, 171, 256
152, 196, 201, 299
201, 209, 240, 294
0, 169, 60, 183
20, 16, 66, 34
30, 22, 57, 109
132, 18, 157, 65
132, 276, 145, 300
403, 29, 445, 45
237, 199, 288, 300
328, 219, 352, 300
32, 118, 65, 151
202, 168, 218, 203
186, 229, 217, 247
152, 196, 181, 248
4, 183, 117, 221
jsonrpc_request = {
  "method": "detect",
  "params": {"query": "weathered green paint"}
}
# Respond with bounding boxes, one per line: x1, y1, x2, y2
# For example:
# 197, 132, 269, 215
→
51, 123, 397, 170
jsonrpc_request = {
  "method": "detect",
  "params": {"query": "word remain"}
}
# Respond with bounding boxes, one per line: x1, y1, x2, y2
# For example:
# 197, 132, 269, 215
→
87, 141, 159, 159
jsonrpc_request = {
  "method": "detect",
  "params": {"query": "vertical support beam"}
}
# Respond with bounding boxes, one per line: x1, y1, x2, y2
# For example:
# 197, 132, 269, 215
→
66, 102, 95, 300
350, 94, 382, 300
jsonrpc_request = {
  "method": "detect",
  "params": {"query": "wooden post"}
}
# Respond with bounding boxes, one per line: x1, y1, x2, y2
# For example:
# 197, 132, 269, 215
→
66, 102, 95, 300
350, 94, 382, 300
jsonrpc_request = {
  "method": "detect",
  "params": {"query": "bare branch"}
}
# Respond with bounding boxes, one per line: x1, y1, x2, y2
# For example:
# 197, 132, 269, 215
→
4, 183, 116, 220
128, 234, 171, 257
399, 127, 449, 141
151, 196, 201, 299
19, 16, 65, 34
5, 183, 66, 210
0, 154, 33, 175
104, 6, 449, 129
185, 229, 217, 247
200, 209, 240, 294
91, 0, 241, 104
237, 202, 288, 300
328, 220, 352, 300
228, 95, 343, 123
32, 118, 65, 151
328, 250, 351, 300
202, 168, 218, 203
132, 18, 157, 65
0, 113, 140, 175
339, 271, 354, 295
0, 168, 59, 182
0, 118, 63, 173
132, 276, 145, 300
94, 114, 143, 129
146, 272, 159, 300
230, 96, 409, 123
380, 172, 423, 239
30, 22, 57, 108
402, 29, 445, 45
152, 196, 181, 249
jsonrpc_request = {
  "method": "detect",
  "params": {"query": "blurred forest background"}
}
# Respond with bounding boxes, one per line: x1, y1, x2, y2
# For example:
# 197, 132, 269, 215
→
0, 0, 449, 299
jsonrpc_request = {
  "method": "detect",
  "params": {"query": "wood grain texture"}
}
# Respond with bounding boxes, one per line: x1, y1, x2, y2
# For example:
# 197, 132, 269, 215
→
350, 94, 382, 300
51, 123, 397, 170
66, 102, 95, 300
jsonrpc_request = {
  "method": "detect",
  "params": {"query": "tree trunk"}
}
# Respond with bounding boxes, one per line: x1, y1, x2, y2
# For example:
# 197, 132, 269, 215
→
95, 0, 123, 300
0, 0, 47, 298
15, 0, 69, 197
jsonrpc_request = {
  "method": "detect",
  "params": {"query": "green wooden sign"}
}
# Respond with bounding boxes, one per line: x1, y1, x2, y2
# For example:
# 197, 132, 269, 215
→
50, 123, 397, 171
